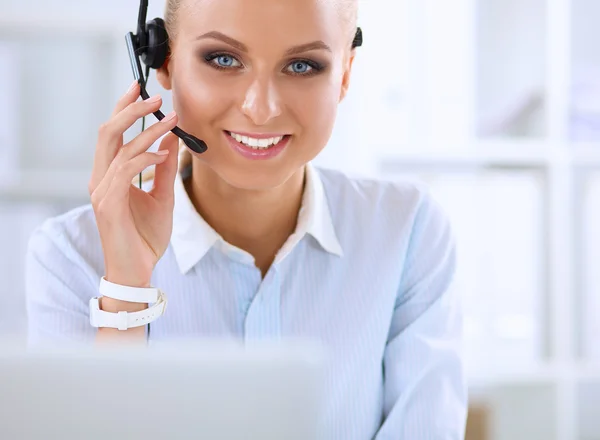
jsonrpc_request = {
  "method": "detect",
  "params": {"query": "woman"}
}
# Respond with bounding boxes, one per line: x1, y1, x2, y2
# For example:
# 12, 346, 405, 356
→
25, 0, 467, 438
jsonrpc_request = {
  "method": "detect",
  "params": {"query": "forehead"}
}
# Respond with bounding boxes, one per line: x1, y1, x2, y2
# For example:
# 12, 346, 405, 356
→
178, 0, 347, 49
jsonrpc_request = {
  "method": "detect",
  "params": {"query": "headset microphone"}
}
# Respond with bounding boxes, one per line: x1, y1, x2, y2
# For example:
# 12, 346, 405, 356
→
126, 1, 208, 154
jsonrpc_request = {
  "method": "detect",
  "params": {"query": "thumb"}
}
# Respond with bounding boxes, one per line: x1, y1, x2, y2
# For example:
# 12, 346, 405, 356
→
150, 132, 180, 202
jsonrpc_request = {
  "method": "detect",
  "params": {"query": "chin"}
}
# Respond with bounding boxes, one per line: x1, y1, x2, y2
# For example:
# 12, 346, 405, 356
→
190, 134, 309, 189
213, 164, 302, 192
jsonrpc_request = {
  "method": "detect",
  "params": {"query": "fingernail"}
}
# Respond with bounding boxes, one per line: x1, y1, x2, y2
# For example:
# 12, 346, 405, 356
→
147, 95, 161, 103
162, 111, 177, 122
127, 80, 138, 92
156, 150, 169, 156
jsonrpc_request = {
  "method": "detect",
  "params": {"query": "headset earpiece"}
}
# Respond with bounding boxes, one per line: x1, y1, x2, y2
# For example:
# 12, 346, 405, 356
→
352, 27, 363, 49
140, 17, 169, 69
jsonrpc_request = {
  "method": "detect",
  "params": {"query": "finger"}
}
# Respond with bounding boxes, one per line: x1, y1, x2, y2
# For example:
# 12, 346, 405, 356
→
103, 151, 171, 204
98, 95, 163, 160
119, 111, 178, 162
101, 111, 178, 190
111, 80, 141, 118
90, 96, 164, 192
150, 133, 181, 202
92, 149, 167, 206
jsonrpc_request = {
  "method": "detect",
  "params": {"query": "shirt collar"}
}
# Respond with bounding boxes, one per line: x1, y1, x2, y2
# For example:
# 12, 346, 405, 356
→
290, 162, 344, 259
170, 155, 343, 275
170, 160, 221, 275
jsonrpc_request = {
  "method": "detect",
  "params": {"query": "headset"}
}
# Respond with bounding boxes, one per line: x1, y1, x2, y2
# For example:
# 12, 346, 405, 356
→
125, 0, 363, 155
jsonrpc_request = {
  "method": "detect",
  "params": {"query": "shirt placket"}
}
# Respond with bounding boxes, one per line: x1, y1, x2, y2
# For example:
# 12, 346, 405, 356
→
244, 266, 281, 341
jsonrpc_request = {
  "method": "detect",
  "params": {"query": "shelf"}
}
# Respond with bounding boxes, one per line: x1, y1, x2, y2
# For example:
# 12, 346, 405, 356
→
0, 17, 127, 38
379, 139, 551, 171
377, 140, 600, 172
0, 1, 141, 37
570, 142, 600, 166
0, 0, 169, 37
467, 363, 561, 388
467, 362, 600, 389
574, 363, 600, 382
0, 169, 91, 202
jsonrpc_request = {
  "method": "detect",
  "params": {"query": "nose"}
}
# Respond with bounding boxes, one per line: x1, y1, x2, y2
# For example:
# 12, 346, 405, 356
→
240, 77, 283, 126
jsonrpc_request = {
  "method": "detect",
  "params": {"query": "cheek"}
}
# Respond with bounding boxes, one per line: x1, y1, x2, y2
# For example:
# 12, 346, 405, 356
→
288, 78, 341, 142
171, 60, 231, 130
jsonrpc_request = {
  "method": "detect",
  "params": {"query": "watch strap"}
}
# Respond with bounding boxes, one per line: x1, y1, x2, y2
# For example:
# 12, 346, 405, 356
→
99, 276, 160, 303
89, 292, 167, 331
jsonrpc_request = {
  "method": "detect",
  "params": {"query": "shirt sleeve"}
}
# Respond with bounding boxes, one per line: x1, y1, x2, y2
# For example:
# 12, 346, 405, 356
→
374, 192, 468, 439
25, 223, 98, 346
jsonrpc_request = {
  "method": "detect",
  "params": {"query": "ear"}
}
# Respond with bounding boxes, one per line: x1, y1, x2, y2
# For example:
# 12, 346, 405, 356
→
156, 55, 173, 91
339, 51, 356, 103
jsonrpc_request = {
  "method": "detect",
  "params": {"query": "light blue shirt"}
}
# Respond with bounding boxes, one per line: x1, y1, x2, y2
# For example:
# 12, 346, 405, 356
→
25, 161, 467, 439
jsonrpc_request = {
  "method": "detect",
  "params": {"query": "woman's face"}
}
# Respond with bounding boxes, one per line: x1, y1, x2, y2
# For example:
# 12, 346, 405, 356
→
158, 0, 356, 190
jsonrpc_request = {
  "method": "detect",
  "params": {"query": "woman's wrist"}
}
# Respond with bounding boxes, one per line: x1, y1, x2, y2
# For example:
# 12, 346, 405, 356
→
99, 296, 148, 313
100, 273, 152, 312
104, 271, 152, 289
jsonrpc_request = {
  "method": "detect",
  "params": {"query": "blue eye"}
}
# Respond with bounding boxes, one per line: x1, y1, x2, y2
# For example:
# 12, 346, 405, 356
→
216, 55, 236, 67
289, 61, 312, 74
204, 53, 242, 70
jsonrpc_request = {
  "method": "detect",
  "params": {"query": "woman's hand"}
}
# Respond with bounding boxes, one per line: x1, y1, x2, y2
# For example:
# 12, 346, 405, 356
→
89, 81, 180, 289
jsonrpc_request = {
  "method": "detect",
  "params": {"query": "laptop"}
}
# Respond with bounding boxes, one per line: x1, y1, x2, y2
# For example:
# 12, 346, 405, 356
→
0, 340, 326, 440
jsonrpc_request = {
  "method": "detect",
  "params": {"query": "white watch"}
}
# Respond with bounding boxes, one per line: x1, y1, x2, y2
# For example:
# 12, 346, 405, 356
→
89, 291, 168, 331
99, 276, 160, 303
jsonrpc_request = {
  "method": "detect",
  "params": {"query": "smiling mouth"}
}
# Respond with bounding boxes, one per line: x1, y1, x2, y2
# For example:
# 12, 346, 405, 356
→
225, 131, 290, 150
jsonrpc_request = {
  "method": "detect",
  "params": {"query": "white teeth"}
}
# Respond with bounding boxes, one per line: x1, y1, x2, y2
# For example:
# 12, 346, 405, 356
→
229, 132, 285, 149
232, 133, 243, 143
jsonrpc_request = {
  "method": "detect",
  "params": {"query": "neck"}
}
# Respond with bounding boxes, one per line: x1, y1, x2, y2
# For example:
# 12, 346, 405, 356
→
184, 161, 306, 275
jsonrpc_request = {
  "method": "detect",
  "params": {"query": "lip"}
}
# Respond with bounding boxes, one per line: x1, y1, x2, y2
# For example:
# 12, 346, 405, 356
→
224, 131, 290, 160
227, 131, 289, 139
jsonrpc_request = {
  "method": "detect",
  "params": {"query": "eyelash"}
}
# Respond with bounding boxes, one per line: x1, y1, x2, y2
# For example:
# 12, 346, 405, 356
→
203, 52, 325, 77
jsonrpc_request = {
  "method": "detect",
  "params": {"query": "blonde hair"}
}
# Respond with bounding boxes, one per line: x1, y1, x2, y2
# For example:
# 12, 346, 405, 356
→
165, 0, 358, 46
164, 0, 183, 43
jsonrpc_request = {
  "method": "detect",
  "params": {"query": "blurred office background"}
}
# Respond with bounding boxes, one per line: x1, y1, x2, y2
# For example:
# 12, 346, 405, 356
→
0, 0, 599, 439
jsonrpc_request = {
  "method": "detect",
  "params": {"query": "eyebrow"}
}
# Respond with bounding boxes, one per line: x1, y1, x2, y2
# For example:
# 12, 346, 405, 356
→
195, 31, 332, 55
